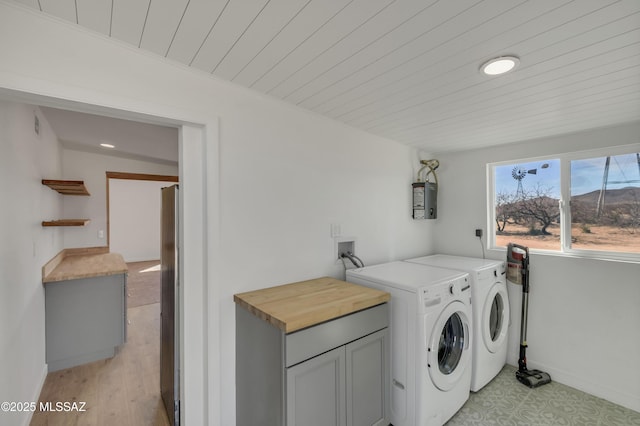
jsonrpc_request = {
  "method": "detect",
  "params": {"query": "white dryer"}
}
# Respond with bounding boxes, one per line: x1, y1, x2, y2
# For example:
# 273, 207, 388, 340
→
405, 255, 509, 392
346, 261, 472, 426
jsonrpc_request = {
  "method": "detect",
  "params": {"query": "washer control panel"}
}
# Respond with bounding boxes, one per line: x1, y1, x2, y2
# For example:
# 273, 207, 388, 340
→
420, 275, 469, 311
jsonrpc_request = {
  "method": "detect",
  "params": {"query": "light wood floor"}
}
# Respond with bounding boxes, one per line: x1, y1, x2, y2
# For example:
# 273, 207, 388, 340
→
126, 261, 161, 308
30, 303, 170, 426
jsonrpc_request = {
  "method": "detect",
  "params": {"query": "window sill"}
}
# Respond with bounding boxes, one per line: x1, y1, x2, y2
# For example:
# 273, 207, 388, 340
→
488, 247, 640, 264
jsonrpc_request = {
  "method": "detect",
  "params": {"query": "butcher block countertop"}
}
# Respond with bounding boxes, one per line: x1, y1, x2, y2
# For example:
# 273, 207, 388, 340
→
234, 276, 390, 333
42, 248, 128, 283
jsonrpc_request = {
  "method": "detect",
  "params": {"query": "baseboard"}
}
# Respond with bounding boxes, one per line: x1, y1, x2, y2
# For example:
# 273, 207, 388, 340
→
23, 363, 48, 426
514, 359, 640, 413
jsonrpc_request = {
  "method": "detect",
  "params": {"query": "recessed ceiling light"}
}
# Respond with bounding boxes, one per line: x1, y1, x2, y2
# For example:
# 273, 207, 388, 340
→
100, 143, 115, 148
480, 56, 520, 76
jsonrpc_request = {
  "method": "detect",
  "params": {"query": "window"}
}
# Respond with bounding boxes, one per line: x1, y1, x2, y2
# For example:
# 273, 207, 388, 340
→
493, 159, 561, 251
570, 153, 640, 254
489, 145, 640, 261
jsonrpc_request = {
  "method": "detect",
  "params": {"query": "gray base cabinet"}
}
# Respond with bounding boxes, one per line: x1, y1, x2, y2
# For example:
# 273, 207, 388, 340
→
287, 345, 346, 426
45, 273, 127, 371
236, 303, 389, 426
346, 330, 388, 426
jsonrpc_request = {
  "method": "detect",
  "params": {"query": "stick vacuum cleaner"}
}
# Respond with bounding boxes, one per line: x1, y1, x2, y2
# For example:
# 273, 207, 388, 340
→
507, 243, 552, 388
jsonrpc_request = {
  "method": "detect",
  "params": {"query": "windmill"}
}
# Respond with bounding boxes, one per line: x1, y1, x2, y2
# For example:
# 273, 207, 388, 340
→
512, 164, 549, 197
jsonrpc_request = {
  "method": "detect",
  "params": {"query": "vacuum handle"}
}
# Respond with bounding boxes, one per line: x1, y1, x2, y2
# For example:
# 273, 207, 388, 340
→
509, 243, 529, 254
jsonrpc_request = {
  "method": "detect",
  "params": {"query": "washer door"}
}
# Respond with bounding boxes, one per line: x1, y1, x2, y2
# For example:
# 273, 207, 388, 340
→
482, 283, 509, 354
427, 300, 471, 392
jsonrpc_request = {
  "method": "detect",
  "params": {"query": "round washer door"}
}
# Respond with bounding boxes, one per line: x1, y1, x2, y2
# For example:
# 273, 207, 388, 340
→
482, 283, 509, 354
427, 300, 471, 392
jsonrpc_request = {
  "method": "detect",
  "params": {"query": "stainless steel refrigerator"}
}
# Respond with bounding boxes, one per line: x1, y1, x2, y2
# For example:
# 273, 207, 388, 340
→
161, 184, 180, 426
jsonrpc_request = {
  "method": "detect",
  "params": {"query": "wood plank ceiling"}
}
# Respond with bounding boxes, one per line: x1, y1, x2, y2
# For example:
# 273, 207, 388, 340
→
11, 0, 640, 153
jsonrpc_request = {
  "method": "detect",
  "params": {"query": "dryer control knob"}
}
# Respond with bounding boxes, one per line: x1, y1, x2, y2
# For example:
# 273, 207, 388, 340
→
449, 283, 459, 296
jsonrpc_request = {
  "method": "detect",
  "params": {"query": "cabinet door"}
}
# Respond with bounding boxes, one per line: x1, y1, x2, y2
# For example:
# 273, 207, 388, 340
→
346, 329, 388, 426
287, 346, 346, 426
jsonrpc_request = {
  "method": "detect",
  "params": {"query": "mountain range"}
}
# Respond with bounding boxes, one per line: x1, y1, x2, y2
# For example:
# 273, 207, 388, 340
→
572, 187, 640, 205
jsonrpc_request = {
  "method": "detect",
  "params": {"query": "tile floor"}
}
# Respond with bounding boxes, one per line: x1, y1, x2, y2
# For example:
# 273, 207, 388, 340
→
447, 365, 640, 426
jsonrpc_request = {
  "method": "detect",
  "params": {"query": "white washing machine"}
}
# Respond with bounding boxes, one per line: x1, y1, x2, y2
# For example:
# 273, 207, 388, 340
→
405, 255, 509, 392
346, 261, 472, 426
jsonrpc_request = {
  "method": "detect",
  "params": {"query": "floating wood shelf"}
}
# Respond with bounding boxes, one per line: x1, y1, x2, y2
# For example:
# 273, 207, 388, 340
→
42, 219, 90, 227
42, 179, 90, 196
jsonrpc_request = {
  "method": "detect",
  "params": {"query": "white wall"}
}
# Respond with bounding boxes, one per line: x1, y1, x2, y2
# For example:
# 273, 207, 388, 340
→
0, 101, 63, 426
109, 178, 177, 262
432, 122, 640, 412
0, 4, 435, 425
215, 94, 435, 420
61, 149, 178, 249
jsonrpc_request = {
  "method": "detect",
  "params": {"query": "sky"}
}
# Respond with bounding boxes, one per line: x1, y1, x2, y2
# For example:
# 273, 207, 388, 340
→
571, 154, 640, 195
495, 159, 560, 198
495, 153, 640, 198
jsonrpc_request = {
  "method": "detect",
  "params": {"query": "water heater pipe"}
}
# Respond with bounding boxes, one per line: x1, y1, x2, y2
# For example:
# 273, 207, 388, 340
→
417, 159, 439, 184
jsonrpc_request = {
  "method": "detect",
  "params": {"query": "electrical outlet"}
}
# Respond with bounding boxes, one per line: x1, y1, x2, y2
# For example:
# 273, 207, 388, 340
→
475, 229, 483, 238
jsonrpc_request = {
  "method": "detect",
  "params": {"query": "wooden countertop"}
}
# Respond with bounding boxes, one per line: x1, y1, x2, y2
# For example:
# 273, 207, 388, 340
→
234, 277, 390, 333
43, 250, 128, 283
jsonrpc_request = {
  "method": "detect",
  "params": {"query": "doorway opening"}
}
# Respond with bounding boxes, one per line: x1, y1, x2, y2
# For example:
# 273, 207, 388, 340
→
0, 87, 211, 426
35, 119, 181, 424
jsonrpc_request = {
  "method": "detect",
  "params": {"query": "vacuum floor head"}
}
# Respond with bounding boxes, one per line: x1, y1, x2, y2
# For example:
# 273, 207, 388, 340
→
516, 369, 552, 388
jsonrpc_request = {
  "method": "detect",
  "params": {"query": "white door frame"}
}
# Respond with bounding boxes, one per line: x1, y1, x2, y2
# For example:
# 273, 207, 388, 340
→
0, 86, 220, 426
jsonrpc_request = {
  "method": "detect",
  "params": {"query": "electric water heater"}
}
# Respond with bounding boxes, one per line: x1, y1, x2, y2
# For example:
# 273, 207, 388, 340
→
412, 181, 437, 219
